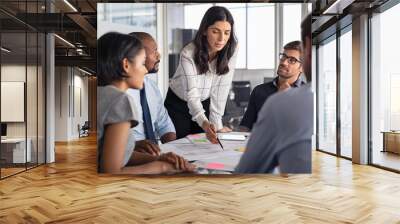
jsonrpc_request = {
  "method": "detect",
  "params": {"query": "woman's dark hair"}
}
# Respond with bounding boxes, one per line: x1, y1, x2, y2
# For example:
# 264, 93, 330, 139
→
97, 32, 144, 86
193, 6, 238, 75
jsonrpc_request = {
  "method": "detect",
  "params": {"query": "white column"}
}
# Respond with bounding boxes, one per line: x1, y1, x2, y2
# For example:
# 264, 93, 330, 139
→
157, 3, 169, 98
46, 32, 55, 163
312, 45, 317, 150
274, 4, 283, 71
352, 14, 369, 164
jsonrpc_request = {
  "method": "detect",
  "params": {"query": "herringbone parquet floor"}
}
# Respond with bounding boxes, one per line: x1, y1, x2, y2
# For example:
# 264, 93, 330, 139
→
1, 135, 400, 223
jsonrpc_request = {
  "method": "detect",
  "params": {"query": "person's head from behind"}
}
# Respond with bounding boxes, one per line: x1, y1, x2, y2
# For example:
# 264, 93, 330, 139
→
301, 14, 312, 82
193, 6, 238, 75
97, 32, 147, 89
129, 32, 161, 74
277, 41, 303, 80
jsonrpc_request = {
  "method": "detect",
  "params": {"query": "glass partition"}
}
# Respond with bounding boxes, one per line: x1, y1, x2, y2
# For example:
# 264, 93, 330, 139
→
282, 3, 302, 45
1, 31, 28, 177
0, 1, 46, 179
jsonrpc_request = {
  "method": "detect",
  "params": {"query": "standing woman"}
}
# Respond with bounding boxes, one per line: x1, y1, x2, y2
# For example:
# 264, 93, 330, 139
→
165, 6, 238, 143
97, 32, 194, 174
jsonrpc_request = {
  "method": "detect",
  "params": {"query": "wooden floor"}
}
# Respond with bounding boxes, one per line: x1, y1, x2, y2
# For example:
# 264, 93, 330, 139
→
1, 167, 26, 177
1, 135, 400, 223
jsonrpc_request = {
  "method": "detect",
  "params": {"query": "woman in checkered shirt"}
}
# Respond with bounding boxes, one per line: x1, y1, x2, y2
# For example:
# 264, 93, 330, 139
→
165, 6, 238, 144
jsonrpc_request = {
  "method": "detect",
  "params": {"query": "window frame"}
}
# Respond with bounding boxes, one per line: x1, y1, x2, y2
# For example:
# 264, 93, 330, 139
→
368, 0, 400, 173
315, 25, 353, 161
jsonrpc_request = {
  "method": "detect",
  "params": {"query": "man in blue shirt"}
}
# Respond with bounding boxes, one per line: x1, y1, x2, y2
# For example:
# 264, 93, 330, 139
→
235, 14, 313, 174
240, 41, 306, 131
128, 32, 176, 156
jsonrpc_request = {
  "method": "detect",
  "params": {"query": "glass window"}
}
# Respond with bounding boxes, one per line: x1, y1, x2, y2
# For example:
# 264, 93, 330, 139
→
371, 3, 400, 171
1, 32, 28, 177
216, 3, 246, 68
283, 3, 302, 45
318, 37, 337, 155
182, 3, 277, 69
339, 28, 352, 158
27, 31, 39, 169
1, 1, 46, 179
247, 3, 275, 69
184, 4, 213, 30
97, 3, 157, 38
38, 32, 46, 165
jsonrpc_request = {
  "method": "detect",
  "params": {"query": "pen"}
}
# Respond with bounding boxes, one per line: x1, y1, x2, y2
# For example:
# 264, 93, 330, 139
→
216, 137, 224, 150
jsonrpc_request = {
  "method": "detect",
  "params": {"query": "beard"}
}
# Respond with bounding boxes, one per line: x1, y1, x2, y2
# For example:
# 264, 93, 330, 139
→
148, 61, 160, 73
277, 67, 290, 78
277, 64, 298, 79
148, 67, 158, 73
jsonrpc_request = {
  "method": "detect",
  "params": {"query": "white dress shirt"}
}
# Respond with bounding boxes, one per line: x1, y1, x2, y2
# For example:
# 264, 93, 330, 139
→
169, 42, 238, 130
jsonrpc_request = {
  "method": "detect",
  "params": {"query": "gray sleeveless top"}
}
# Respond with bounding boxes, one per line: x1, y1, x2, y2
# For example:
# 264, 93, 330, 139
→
97, 85, 138, 173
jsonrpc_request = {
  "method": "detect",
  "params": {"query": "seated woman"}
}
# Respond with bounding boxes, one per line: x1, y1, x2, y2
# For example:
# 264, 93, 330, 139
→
97, 32, 194, 174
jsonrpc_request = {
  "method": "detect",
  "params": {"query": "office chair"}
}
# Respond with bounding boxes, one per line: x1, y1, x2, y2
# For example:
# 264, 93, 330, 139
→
232, 81, 251, 111
78, 121, 90, 138
223, 81, 251, 130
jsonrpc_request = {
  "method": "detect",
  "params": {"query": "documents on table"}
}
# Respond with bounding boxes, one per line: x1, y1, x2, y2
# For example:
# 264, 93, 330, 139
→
160, 132, 249, 172
192, 151, 243, 172
186, 133, 210, 144
161, 143, 242, 161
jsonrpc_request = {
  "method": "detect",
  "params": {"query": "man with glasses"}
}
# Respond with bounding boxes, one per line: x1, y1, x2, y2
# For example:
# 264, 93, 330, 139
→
239, 41, 306, 131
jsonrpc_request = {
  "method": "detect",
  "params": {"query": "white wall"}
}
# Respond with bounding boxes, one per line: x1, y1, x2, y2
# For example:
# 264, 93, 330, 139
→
55, 66, 68, 141
1, 64, 46, 163
1, 65, 40, 137
72, 73, 89, 138
54, 67, 89, 141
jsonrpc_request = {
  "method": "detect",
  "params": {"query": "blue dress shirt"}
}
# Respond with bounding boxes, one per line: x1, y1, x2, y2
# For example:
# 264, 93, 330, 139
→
127, 75, 176, 141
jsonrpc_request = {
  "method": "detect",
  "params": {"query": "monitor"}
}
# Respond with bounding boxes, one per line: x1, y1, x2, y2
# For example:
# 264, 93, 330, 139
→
1, 123, 7, 138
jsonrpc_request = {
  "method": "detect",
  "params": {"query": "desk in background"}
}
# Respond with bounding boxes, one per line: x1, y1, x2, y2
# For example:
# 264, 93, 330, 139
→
1, 138, 32, 164
382, 131, 400, 154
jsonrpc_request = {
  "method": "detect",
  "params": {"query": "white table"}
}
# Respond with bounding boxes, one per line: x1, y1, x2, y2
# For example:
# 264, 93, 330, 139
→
160, 132, 249, 174
1, 138, 32, 163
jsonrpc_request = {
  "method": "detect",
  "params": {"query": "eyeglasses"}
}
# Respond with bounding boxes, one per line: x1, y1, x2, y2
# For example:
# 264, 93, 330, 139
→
279, 53, 302, 65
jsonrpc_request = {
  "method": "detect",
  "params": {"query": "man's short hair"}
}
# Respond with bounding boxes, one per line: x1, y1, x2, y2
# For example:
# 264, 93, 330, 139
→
129, 32, 153, 43
283, 40, 302, 54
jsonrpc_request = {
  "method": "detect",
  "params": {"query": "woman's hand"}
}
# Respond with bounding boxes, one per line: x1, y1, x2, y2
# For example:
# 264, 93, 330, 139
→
158, 152, 195, 172
202, 121, 218, 144
218, 126, 232, 133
